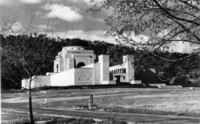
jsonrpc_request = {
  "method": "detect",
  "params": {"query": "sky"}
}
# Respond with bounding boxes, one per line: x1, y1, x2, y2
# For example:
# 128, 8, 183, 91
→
0, 0, 116, 43
0, 0, 195, 53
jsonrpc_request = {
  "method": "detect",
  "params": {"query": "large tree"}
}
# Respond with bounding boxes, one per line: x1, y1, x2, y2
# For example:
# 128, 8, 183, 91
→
2, 33, 59, 123
91, 0, 200, 61
0, 15, 61, 123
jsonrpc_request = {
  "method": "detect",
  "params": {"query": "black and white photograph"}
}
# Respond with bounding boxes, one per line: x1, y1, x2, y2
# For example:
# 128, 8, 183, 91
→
1, 0, 200, 123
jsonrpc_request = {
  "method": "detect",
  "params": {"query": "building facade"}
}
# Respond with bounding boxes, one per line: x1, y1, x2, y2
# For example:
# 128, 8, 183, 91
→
21, 41, 138, 89
50, 45, 112, 86
109, 55, 135, 84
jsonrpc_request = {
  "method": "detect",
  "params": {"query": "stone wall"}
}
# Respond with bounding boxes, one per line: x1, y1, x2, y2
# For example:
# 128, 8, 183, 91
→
33, 76, 50, 87
74, 68, 93, 85
21, 76, 50, 89
51, 69, 75, 86
123, 55, 134, 82
99, 55, 110, 84
93, 63, 101, 85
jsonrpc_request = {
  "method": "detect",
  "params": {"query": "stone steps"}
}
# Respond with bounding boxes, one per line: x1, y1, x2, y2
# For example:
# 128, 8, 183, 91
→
158, 85, 182, 89
149, 84, 182, 89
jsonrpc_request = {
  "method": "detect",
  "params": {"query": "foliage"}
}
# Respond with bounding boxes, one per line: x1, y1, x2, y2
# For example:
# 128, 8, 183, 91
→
2, 35, 200, 89
1, 34, 63, 89
91, 0, 200, 61
1, 33, 65, 123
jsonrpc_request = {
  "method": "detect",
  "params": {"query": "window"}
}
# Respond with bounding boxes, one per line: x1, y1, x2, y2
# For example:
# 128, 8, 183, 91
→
123, 69, 126, 73
123, 76, 125, 80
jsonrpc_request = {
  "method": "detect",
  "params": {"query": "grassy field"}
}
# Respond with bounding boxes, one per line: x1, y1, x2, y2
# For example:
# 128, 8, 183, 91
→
1, 111, 105, 124
2, 87, 200, 123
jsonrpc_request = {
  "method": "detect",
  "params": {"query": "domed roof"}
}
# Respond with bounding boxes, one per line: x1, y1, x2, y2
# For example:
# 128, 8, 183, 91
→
67, 38, 89, 47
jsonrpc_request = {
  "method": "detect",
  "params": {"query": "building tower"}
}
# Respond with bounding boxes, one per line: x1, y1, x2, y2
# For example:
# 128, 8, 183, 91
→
53, 39, 95, 72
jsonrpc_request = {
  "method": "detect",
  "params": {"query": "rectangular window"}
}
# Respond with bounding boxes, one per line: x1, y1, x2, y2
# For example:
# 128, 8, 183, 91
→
123, 76, 125, 80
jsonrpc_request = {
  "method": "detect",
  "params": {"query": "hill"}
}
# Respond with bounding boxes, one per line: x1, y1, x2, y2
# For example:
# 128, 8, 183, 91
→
1, 34, 200, 89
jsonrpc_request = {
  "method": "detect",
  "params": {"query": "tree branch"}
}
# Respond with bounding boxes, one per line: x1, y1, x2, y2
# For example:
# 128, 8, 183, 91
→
153, 0, 200, 26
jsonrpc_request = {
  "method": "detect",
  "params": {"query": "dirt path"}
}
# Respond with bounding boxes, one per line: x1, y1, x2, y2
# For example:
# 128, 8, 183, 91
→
1, 92, 139, 103
2, 107, 200, 124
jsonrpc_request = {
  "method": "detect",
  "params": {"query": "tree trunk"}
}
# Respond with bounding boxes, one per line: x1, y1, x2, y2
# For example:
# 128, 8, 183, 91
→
29, 78, 34, 124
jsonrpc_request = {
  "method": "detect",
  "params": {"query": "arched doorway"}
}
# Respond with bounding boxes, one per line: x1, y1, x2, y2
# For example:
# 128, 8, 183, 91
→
77, 62, 86, 68
56, 64, 59, 72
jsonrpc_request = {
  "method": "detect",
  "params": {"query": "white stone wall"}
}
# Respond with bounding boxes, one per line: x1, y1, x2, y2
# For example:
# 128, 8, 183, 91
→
33, 76, 50, 88
54, 59, 60, 73
123, 55, 134, 82
59, 55, 64, 72
93, 63, 101, 85
68, 57, 75, 70
82, 63, 101, 85
21, 76, 50, 89
99, 55, 110, 84
74, 68, 93, 85
64, 54, 71, 71
21, 79, 29, 89
51, 69, 75, 86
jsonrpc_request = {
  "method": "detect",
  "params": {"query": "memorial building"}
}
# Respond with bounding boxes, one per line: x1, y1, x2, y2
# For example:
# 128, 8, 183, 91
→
22, 40, 137, 89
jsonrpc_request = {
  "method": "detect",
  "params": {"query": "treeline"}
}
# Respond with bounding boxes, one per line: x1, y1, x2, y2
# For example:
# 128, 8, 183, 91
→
1, 34, 200, 89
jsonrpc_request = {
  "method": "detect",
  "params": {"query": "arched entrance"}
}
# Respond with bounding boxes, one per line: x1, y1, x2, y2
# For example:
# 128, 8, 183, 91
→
56, 64, 59, 72
77, 62, 86, 68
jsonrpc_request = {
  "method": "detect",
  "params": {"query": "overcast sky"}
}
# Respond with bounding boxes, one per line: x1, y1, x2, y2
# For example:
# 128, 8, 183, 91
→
0, 0, 195, 53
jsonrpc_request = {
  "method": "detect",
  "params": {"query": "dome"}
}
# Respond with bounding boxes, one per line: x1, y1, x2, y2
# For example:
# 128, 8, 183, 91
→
66, 38, 89, 47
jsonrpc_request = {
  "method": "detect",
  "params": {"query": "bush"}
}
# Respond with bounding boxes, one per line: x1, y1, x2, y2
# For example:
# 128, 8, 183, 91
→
174, 75, 191, 85
172, 73, 200, 86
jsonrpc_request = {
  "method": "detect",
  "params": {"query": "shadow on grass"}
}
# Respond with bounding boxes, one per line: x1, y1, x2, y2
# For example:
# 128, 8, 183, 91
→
104, 106, 200, 117
36, 84, 157, 91
15, 117, 128, 124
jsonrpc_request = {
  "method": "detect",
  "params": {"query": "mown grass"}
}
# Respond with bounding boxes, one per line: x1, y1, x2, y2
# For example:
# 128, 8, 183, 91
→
2, 87, 200, 123
2, 110, 127, 124
1, 111, 50, 124
31, 88, 200, 117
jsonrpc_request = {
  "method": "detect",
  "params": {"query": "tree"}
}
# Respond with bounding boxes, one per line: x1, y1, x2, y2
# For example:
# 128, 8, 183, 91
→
2, 33, 58, 123
0, 15, 62, 123
91, 0, 200, 61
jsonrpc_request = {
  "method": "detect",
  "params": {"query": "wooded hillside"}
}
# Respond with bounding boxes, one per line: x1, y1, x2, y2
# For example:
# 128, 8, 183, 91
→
1, 34, 200, 89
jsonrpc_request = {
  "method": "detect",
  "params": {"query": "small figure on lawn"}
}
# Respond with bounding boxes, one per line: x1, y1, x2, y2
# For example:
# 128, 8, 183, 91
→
88, 94, 93, 110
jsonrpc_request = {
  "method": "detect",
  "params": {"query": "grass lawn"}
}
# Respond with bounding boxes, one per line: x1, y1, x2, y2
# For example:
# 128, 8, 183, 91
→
1, 111, 103, 124
1, 108, 126, 124
1, 111, 51, 124
2, 87, 200, 123
36, 88, 200, 117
